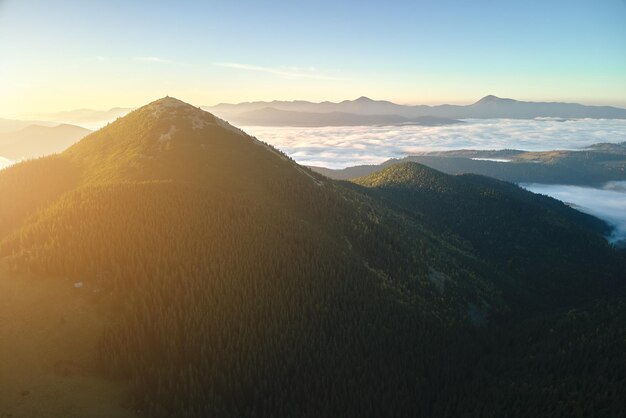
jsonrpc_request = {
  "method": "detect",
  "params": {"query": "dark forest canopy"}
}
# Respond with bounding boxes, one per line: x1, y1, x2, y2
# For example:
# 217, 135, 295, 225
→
1, 97, 625, 417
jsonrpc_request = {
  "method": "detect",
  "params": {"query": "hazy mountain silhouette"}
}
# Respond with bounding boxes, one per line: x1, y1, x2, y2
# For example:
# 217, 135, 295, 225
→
227, 107, 462, 127
0, 123, 91, 160
207, 95, 626, 124
0, 117, 57, 134
35, 107, 134, 129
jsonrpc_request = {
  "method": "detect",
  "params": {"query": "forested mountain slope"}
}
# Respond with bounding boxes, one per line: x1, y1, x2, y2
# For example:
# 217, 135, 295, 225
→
351, 162, 621, 309
0, 97, 624, 417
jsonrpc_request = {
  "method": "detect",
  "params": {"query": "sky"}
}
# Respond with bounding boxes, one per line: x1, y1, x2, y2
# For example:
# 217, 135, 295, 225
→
1, 0, 625, 116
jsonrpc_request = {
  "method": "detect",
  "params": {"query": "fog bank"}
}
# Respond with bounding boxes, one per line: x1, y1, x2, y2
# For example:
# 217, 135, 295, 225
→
244, 118, 626, 169
0, 157, 13, 170
523, 182, 626, 243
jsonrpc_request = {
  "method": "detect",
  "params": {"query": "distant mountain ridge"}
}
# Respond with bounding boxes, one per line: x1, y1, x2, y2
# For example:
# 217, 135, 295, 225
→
0, 117, 57, 134
309, 143, 626, 185
224, 107, 462, 127
0, 123, 91, 160
1, 108, 134, 134
206, 95, 626, 124
36, 107, 133, 124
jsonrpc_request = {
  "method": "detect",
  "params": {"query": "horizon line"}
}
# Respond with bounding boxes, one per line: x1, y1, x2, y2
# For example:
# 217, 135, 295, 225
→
7, 95, 626, 119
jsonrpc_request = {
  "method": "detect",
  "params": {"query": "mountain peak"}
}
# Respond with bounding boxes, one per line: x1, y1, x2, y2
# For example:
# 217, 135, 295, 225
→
474, 95, 518, 105
143, 96, 200, 113
61, 97, 258, 183
354, 161, 450, 190
354, 96, 374, 102
131, 96, 246, 135
475, 95, 501, 104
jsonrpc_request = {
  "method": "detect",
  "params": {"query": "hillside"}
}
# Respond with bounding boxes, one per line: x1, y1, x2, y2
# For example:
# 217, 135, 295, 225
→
351, 162, 620, 308
0, 124, 91, 160
312, 144, 626, 185
0, 259, 135, 418
1, 97, 625, 417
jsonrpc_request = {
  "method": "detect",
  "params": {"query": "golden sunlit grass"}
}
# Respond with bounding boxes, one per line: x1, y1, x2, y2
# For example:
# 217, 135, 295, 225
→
0, 259, 134, 418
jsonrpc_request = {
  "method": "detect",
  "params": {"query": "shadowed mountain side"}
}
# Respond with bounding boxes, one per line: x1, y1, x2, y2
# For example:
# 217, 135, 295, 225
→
207, 95, 626, 121
349, 162, 620, 306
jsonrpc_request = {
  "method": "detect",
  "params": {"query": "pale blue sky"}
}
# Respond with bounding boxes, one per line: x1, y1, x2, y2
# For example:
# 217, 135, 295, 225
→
0, 0, 625, 115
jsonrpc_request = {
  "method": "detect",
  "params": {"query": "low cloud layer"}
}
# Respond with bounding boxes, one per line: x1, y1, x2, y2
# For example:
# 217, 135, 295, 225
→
0, 157, 13, 170
243, 118, 626, 169
523, 182, 626, 243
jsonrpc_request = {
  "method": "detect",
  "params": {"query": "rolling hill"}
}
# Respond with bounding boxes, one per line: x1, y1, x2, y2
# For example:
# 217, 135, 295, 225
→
0, 123, 91, 160
1, 97, 624, 417
350, 162, 619, 307
0, 117, 57, 134
311, 143, 626, 186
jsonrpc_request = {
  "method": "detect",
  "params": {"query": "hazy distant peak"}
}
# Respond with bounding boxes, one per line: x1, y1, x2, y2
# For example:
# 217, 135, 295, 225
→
18, 123, 90, 133
201, 95, 626, 123
17, 124, 54, 132
475, 95, 506, 104
0, 122, 91, 159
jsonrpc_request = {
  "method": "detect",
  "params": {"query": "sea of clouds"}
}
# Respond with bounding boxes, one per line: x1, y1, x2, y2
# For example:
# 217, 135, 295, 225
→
244, 119, 626, 242
523, 182, 626, 244
243, 118, 626, 169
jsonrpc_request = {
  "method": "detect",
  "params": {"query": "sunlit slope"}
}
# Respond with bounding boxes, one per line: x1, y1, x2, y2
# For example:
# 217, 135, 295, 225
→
0, 156, 80, 238
1, 97, 500, 321
63, 97, 307, 187
0, 260, 134, 418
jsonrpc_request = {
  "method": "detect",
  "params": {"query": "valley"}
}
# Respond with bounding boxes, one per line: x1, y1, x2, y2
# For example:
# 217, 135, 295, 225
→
1, 97, 625, 416
3, 1, 625, 415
